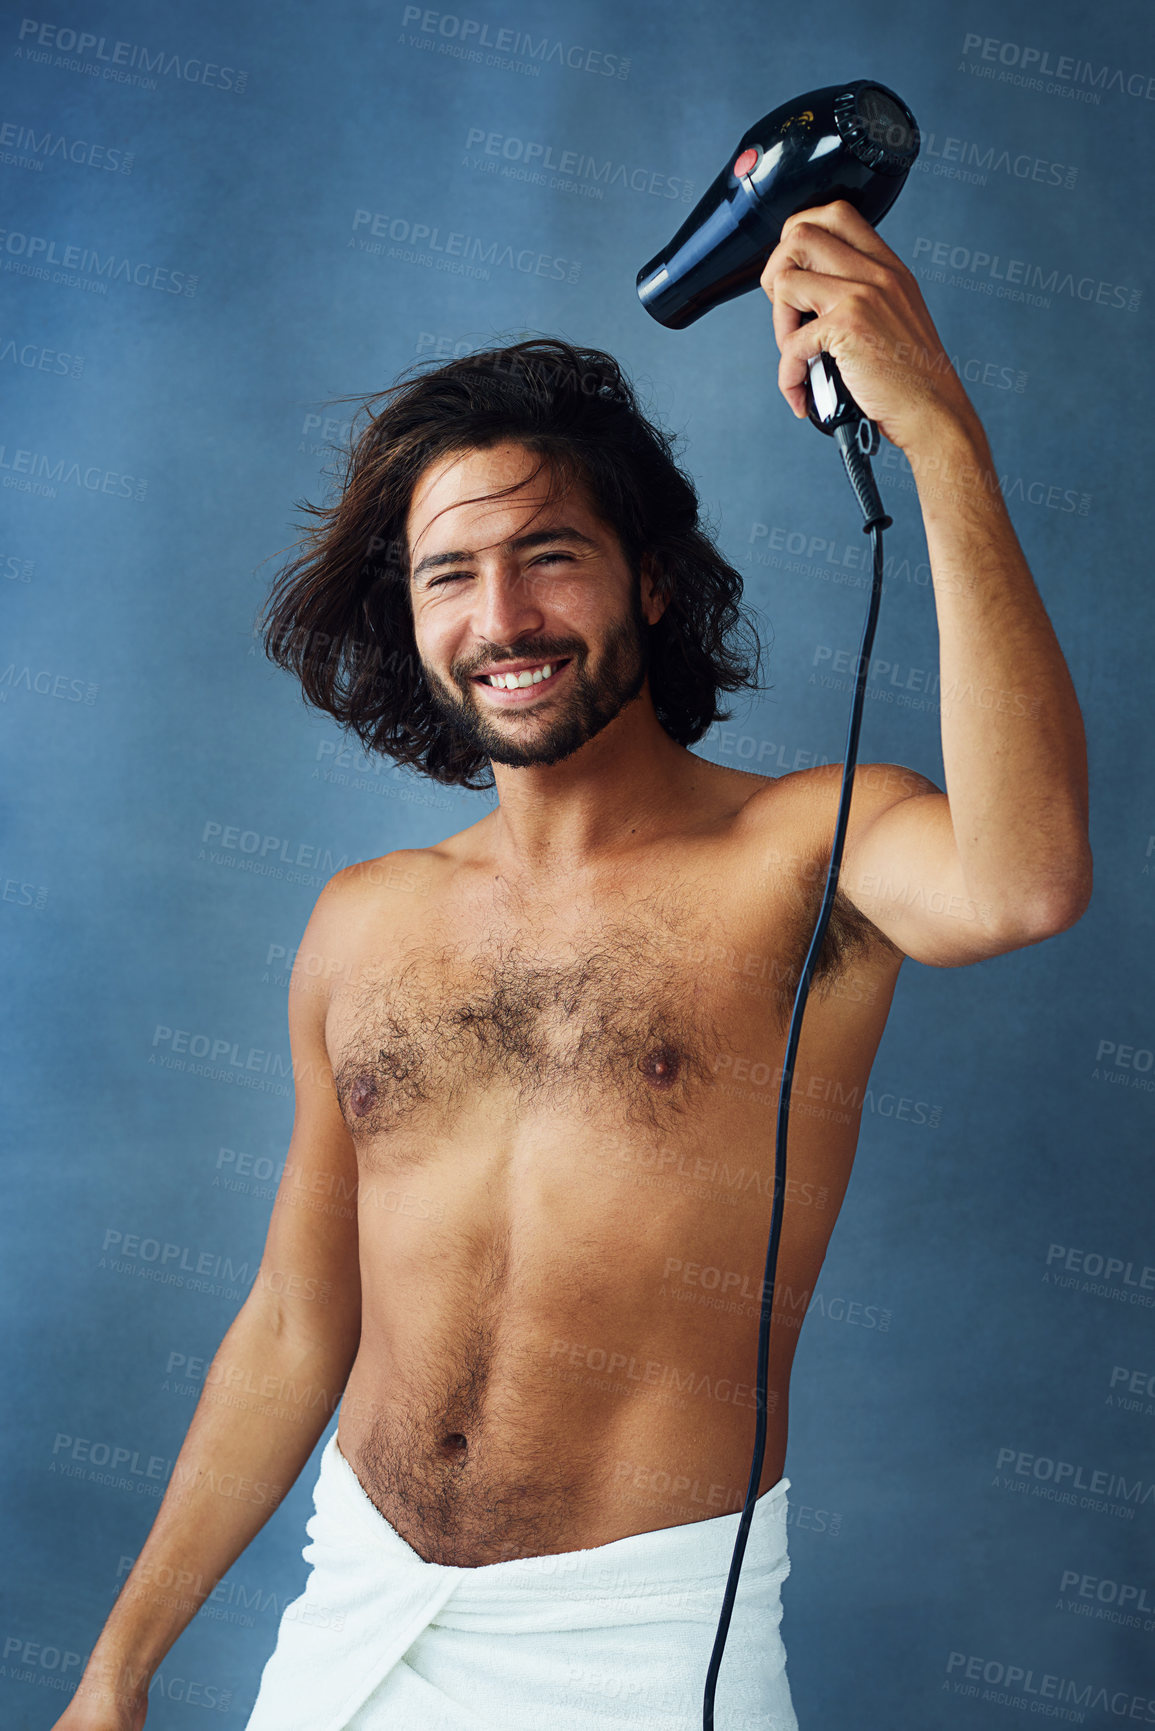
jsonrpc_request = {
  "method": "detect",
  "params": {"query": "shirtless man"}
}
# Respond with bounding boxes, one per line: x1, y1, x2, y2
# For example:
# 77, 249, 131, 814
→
55, 203, 1091, 1730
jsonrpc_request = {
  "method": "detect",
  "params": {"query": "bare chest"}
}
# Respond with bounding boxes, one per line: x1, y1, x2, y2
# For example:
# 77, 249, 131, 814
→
325, 862, 888, 1154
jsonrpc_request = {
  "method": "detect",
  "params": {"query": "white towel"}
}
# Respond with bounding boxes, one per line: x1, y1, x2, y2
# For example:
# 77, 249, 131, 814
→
244, 1433, 797, 1731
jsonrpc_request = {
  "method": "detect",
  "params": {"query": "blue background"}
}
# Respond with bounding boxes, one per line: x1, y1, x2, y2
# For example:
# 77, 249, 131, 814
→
3, 0, 1153, 1725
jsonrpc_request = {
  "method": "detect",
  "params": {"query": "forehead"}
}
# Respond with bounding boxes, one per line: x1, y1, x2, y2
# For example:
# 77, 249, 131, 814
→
406, 442, 601, 563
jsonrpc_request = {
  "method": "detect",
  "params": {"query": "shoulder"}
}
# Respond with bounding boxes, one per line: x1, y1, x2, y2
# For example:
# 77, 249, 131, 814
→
740, 759, 942, 837
327, 847, 445, 905
736, 760, 945, 940
310, 819, 497, 932
290, 848, 446, 997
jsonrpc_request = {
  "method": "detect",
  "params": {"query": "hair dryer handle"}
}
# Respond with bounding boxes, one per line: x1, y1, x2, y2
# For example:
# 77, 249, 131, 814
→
806, 351, 860, 434
798, 313, 877, 449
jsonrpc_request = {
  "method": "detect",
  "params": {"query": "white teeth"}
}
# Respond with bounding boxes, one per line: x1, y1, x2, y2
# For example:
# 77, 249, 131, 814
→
486, 662, 556, 689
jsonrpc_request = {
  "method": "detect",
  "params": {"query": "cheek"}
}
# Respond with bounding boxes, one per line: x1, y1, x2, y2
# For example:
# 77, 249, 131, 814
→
556, 573, 627, 625
413, 617, 455, 668
519, 570, 583, 611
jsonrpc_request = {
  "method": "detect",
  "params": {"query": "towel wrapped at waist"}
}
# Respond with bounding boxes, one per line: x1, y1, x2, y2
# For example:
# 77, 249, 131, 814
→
244, 1432, 798, 1731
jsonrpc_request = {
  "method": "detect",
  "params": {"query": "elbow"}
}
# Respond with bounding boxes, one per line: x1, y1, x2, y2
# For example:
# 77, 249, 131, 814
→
995, 849, 1093, 948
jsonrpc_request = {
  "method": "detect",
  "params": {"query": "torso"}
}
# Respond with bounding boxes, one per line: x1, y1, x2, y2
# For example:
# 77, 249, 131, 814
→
331, 762, 905, 1563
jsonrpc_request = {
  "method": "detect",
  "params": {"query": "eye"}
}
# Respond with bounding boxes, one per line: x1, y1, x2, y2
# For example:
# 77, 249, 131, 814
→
426, 552, 575, 590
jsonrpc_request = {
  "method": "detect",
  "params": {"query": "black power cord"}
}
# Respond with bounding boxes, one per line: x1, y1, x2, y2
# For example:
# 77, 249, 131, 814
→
702, 426, 889, 1729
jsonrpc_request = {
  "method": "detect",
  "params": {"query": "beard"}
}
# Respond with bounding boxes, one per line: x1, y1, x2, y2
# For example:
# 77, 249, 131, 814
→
420, 579, 651, 770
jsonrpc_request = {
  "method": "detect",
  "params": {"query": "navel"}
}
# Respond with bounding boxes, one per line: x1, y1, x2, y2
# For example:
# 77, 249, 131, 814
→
640, 1044, 681, 1088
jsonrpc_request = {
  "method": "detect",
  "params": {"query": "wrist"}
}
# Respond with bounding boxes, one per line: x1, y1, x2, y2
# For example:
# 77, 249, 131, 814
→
72, 1652, 152, 1711
900, 408, 1005, 521
901, 398, 988, 471
84, 1617, 169, 1699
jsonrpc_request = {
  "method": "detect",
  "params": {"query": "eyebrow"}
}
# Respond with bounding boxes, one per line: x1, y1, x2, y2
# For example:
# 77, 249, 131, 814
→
410, 525, 599, 584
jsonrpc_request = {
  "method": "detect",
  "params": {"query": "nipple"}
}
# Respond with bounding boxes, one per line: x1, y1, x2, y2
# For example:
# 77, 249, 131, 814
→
348, 1075, 377, 1117
641, 1045, 681, 1088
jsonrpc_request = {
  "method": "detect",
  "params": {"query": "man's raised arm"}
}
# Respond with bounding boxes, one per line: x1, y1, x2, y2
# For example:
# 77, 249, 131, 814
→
759, 200, 1091, 966
53, 875, 363, 1731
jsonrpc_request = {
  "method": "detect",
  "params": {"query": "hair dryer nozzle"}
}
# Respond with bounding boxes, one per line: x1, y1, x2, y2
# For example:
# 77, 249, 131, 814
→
636, 81, 918, 330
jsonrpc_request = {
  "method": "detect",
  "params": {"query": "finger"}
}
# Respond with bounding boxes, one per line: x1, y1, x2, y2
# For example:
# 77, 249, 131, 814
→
759, 211, 899, 348
780, 199, 902, 269
767, 275, 802, 358
767, 263, 862, 326
776, 305, 862, 415
760, 247, 810, 355
774, 223, 899, 299
782, 334, 827, 416
767, 263, 858, 366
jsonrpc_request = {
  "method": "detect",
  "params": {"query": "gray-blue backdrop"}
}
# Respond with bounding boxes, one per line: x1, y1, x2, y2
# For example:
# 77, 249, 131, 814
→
3, 0, 1152, 1726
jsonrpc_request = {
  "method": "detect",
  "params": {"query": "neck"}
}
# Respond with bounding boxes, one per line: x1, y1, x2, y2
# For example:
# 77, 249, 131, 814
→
483, 690, 697, 879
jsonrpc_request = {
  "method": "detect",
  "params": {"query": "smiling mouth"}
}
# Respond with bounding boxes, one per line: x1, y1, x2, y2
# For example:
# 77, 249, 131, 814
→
471, 657, 572, 694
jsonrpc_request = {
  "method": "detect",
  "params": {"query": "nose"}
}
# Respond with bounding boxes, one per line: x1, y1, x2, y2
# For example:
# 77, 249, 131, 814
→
470, 560, 547, 648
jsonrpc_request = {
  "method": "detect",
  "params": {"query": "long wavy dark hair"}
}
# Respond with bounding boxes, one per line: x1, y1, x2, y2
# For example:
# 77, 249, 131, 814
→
259, 336, 765, 791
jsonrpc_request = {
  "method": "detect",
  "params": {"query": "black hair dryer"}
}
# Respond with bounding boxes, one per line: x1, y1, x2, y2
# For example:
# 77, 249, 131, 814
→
636, 81, 919, 439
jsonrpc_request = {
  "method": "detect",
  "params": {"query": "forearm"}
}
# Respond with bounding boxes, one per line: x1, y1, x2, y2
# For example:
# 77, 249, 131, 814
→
908, 408, 1091, 930
72, 1291, 357, 1715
